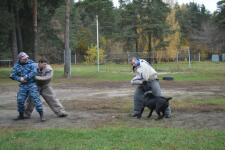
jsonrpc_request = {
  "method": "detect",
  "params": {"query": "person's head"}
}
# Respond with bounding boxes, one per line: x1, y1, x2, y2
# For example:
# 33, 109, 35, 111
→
131, 57, 140, 72
17, 52, 29, 64
131, 57, 140, 67
38, 57, 48, 69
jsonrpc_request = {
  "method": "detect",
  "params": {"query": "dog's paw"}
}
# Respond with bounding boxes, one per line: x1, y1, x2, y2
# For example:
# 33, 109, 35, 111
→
155, 116, 163, 120
131, 113, 138, 117
137, 115, 142, 119
147, 115, 152, 119
164, 115, 171, 118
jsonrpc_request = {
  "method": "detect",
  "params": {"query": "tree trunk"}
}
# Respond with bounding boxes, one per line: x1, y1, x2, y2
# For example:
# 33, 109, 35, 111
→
64, 0, 71, 78
15, 7, 23, 51
148, 33, 155, 63
135, 38, 138, 52
148, 33, 152, 52
11, 12, 18, 64
135, 27, 138, 52
9, 2, 18, 64
32, 0, 38, 60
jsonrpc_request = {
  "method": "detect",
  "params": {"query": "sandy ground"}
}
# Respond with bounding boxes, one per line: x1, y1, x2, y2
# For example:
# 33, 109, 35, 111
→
0, 80, 224, 130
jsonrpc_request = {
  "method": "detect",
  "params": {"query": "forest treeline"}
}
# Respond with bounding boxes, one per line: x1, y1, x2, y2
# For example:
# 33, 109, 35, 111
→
0, 0, 225, 63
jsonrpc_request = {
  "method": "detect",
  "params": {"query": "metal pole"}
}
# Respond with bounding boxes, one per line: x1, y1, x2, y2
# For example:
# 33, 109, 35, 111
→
188, 47, 191, 68
75, 53, 76, 64
64, 50, 65, 65
96, 15, 100, 72
127, 51, 129, 64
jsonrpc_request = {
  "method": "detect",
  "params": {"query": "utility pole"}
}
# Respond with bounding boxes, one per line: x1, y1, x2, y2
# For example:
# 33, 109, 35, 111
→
32, 0, 38, 61
96, 15, 100, 72
64, 0, 71, 78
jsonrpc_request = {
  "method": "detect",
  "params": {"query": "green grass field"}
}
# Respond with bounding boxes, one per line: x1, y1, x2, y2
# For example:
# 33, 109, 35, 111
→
0, 128, 224, 150
0, 61, 225, 149
54, 61, 225, 81
1, 61, 225, 83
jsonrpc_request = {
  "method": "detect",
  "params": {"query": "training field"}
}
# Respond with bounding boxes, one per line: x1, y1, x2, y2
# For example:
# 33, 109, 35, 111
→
0, 62, 225, 149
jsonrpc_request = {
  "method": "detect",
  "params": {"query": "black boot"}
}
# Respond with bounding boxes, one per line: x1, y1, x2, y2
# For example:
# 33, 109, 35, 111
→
24, 111, 31, 119
14, 112, 25, 120
38, 111, 46, 122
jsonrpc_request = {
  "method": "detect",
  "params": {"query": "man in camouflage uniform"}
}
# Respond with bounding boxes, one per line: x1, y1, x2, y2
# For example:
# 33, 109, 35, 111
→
25, 57, 68, 118
10, 52, 45, 121
130, 57, 171, 118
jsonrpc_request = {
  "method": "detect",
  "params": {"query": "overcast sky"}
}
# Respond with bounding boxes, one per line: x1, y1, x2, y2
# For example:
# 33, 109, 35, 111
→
113, 0, 219, 13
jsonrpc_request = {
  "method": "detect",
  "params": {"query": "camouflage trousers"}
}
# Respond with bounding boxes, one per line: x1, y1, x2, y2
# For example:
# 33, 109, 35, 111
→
17, 83, 43, 113
25, 84, 67, 116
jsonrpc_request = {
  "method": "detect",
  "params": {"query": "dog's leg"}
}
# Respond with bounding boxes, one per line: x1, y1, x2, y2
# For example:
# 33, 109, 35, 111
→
137, 107, 144, 119
147, 108, 153, 118
156, 110, 163, 120
162, 111, 166, 118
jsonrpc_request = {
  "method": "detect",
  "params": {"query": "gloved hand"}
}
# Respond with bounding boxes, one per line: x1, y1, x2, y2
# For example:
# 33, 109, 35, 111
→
142, 80, 147, 85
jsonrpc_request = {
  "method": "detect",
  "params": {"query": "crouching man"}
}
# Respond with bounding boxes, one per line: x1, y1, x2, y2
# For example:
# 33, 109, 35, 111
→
10, 52, 45, 122
130, 57, 171, 118
25, 57, 68, 118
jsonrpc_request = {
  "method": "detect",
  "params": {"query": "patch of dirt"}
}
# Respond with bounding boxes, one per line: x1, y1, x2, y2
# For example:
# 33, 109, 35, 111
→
0, 80, 224, 130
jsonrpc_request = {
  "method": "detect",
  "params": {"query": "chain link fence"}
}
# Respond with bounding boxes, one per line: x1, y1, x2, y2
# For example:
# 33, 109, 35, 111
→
104, 50, 210, 64
0, 49, 221, 68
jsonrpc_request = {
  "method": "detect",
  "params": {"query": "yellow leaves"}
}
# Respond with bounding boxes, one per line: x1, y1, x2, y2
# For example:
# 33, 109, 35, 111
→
165, 9, 181, 59
84, 45, 105, 64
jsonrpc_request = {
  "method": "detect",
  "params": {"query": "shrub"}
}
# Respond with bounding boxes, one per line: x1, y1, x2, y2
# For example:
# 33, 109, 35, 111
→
84, 45, 105, 64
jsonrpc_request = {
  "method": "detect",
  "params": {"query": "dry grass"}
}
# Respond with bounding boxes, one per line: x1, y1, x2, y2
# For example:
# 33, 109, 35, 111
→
62, 97, 132, 113
171, 99, 225, 112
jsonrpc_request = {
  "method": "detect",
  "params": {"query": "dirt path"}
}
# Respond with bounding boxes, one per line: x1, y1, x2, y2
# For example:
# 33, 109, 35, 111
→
0, 81, 224, 130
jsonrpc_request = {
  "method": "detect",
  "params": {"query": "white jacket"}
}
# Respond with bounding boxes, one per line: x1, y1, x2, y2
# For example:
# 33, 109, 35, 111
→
131, 59, 157, 85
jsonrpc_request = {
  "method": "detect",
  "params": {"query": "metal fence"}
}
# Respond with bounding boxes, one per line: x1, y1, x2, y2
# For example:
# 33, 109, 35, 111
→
0, 60, 12, 67
0, 49, 221, 68
104, 51, 211, 64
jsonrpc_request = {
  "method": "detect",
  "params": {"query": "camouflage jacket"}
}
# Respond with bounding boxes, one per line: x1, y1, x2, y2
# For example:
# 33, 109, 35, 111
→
10, 60, 37, 84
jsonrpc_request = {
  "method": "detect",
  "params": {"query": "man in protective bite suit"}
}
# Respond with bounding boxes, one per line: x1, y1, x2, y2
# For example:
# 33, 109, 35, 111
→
130, 57, 171, 118
25, 57, 68, 118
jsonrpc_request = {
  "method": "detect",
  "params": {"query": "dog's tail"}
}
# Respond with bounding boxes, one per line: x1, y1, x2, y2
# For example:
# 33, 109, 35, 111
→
165, 97, 172, 101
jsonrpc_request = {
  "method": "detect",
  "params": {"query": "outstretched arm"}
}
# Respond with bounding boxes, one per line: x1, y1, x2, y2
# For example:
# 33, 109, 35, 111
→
35, 65, 53, 81
35, 70, 53, 81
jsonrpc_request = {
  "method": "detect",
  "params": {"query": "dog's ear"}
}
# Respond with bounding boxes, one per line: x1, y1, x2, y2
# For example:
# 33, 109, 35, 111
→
165, 97, 172, 101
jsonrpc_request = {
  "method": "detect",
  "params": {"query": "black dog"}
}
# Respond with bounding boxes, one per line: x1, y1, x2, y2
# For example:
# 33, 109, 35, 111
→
136, 91, 172, 120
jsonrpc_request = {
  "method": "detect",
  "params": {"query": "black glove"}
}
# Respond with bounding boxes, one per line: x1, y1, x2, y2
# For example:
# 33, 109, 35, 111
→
142, 80, 147, 85
132, 66, 137, 72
